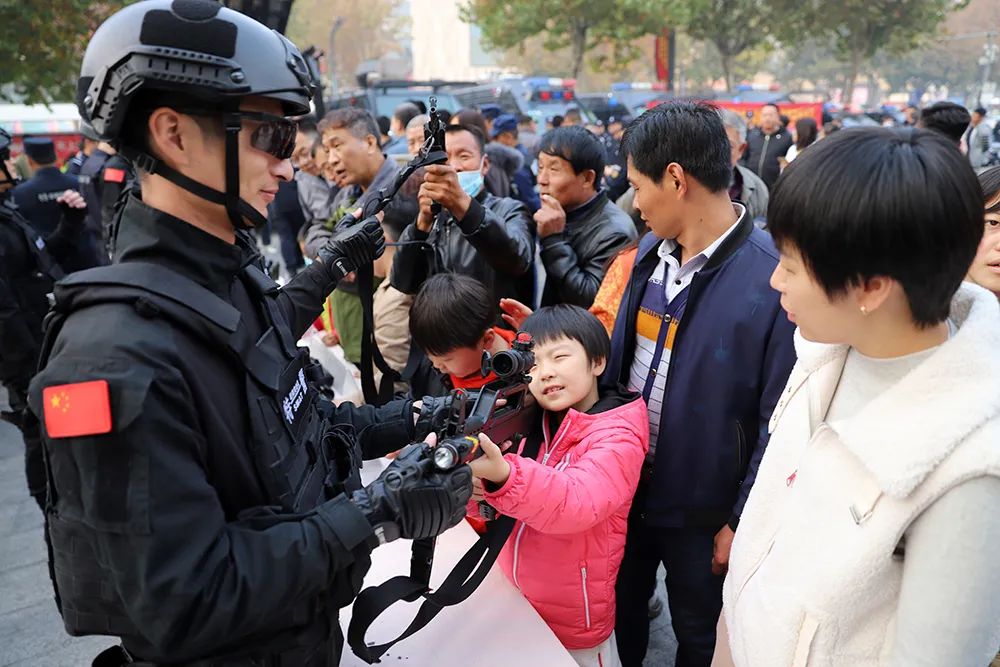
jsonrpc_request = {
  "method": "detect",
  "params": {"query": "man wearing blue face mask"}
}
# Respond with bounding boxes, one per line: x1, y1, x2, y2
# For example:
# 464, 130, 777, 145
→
391, 124, 536, 306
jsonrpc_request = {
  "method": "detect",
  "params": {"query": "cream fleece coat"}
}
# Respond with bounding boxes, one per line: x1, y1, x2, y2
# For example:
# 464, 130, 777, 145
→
722, 284, 1000, 666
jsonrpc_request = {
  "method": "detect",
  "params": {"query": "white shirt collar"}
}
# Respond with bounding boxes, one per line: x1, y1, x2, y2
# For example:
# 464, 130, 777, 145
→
658, 203, 746, 264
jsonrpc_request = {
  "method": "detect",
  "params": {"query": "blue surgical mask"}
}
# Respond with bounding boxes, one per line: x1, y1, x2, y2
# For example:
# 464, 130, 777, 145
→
456, 158, 485, 197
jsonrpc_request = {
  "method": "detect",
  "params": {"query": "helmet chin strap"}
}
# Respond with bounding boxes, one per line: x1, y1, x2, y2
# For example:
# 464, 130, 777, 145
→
118, 115, 267, 232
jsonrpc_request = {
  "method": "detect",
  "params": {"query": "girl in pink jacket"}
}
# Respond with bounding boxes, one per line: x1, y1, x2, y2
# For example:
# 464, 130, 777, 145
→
469, 305, 649, 667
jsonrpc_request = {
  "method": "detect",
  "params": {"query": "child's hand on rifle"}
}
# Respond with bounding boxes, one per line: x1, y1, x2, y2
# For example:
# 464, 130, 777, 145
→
471, 477, 485, 502
467, 433, 513, 486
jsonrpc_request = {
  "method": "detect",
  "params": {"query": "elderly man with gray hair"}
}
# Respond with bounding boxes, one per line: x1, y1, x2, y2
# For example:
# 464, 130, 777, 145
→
719, 108, 769, 225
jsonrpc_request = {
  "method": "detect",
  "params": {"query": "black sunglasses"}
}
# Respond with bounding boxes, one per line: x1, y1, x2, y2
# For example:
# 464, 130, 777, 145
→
169, 108, 298, 160
231, 110, 298, 160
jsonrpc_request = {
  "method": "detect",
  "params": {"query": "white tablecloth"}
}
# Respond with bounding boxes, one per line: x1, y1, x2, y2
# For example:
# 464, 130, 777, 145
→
338, 458, 576, 667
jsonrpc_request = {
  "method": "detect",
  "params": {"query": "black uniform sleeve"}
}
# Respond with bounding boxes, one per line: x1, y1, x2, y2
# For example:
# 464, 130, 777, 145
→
539, 229, 632, 308
328, 397, 417, 460
455, 197, 534, 277
35, 359, 375, 660
0, 265, 37, 374
42, 211, 85, 265
272, 261, 338, 339
389, 223, 431, 295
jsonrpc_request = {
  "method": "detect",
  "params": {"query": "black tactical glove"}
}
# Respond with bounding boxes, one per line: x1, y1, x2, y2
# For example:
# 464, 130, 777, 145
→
413, 395, 452, 442
351, 442, 472, 544
318, 217, 385, 280
57, 198, 87, 227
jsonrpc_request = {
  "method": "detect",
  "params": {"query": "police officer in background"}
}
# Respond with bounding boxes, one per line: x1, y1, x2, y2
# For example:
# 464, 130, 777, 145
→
79, 131, 133, 261
65, 124, 99, 177
0, 129, 85, 508
26, 2, 471, 665
13, 136, 100, 272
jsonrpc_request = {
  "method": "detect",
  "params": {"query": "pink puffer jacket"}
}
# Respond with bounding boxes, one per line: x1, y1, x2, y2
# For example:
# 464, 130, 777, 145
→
482, 390, 648, 650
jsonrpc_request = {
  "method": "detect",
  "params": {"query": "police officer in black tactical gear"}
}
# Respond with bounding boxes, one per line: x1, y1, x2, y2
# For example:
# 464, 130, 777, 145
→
13, 137, 101, 272
0, 129, 84, 507
79, 128, 134, 262
25, 2, 472, 665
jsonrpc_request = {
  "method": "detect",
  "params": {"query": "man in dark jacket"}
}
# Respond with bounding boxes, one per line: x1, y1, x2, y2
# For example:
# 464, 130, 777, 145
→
741, 103, 793, 189
536, 125, 636, 308
391, 123, 536, 306
303, 108, 408, 364
609, 101, 795, 667
721, 109, 769, 224
14, 137, 100, 271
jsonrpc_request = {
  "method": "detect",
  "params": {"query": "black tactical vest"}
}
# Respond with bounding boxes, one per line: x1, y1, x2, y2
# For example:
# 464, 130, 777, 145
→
0, 202, 64, 337
35, 261, 364, 662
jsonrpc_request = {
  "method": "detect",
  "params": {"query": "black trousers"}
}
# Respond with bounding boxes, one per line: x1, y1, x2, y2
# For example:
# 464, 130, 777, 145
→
615, 482, 725, 667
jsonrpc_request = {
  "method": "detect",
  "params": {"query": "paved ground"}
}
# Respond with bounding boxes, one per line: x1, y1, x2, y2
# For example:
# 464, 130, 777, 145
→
0, 386, 677, 667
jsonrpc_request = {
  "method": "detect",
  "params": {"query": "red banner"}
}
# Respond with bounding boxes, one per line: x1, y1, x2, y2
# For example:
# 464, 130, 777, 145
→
654, 30, 675, 91
714, 102, 823, 128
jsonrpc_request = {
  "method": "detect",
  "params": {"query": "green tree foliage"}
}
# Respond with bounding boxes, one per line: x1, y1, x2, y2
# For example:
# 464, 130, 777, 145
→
461, 0, 664, 80
0, 0, 136, 104
771, 0, 969, 102
653, 0, 775, 91
285, 0, 405, 90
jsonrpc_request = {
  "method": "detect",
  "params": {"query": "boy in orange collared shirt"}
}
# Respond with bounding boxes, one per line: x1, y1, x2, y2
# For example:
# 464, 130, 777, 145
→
409, 273, 514, 392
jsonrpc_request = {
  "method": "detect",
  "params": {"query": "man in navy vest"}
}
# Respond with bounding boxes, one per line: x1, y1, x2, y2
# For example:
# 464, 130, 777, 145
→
13, 137, 99, 271
606, 101, 796, 667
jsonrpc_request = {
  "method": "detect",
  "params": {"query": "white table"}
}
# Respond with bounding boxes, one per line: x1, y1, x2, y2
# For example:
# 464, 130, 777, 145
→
338, 459, 577, 667
299, 328, 363, 402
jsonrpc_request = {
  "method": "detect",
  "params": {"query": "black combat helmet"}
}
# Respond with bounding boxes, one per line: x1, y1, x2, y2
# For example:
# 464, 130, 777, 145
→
76, 0, 315, 229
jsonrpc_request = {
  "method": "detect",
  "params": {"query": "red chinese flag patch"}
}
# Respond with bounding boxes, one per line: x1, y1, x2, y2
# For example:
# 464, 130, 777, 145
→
42, 380, 113, 438
103, 167, 126, 183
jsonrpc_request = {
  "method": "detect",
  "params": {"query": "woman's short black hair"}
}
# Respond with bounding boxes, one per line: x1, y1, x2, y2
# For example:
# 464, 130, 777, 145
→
521, 305, 610, 365
538, 126, 605, 183
410, 273, 496, 356
621, 100, 731, 192
979, 165, 1000, 214
768, 127, 984, 328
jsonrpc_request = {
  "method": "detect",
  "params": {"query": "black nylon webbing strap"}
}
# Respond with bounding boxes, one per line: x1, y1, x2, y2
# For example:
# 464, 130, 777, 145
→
346, 434, 542, 663
347, 513, 516, 663
9, 211, 65, 281
356, 259, 398, 406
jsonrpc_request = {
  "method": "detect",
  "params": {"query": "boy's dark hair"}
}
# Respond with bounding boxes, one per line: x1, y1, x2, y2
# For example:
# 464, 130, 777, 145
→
538, 126, 605, 185
319, 107, 381, 148
444, 123, 486, 155
918, 102, 970, 145
621, 100, 731, 192
768, 127, 983, 328
410, 274, 496, 356
376, 115, 391, 136
762, 102, 781, 114
980, 165, 1000, 213
521, 305, 610, 365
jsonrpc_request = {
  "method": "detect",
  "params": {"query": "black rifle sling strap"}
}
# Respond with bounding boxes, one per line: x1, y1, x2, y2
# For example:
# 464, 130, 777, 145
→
346, 437, 542, 664
356, 258, 398, 405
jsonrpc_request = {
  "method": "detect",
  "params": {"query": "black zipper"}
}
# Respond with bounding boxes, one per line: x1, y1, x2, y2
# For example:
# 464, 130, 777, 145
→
757, 134, 771, 177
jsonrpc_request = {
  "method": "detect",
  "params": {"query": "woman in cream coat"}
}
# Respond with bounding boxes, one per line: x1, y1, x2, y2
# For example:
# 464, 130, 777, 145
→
719, 127, 1000, 667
